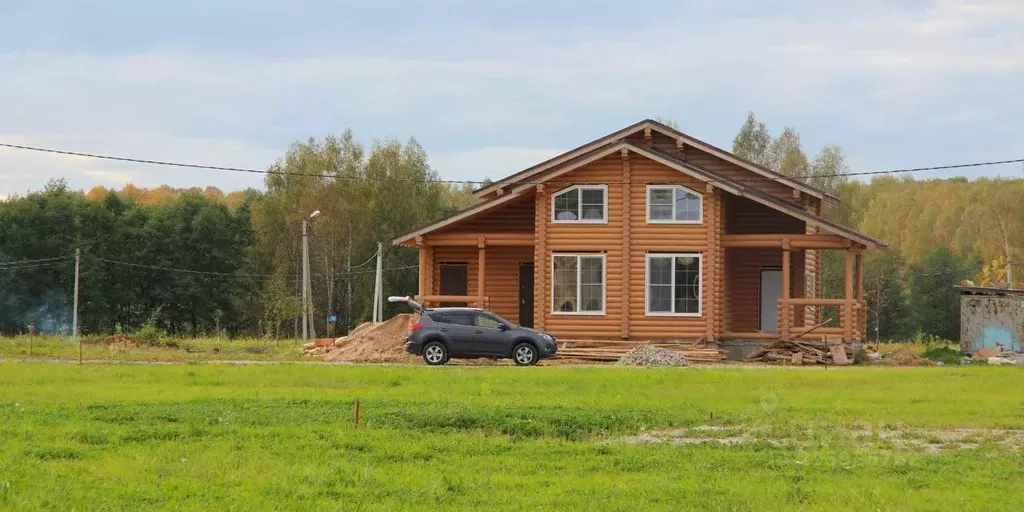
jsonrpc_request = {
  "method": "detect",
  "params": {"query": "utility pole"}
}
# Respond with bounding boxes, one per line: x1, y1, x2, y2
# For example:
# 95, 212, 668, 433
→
346, 217, 353, 332
302, 210, 322, 340
999, 220, 1014, 287
302, 219, 309, 341
372, 243, 383, 322
74, 248, 81, 363
73, 248, 80, 339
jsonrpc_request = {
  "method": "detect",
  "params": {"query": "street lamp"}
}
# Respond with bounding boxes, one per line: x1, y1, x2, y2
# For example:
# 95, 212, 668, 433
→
302, 210, 322, 340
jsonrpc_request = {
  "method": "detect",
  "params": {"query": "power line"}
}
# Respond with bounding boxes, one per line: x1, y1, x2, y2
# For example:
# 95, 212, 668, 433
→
94, 256, 277, 277
0, 256, 72, 267
94, 255, 416, 280
2, 141, 1022, 187
0, 261, 69, 271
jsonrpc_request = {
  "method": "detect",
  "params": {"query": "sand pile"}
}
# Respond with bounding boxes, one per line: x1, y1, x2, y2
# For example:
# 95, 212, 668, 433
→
879, 347, 935, 366
315, 313, 419, 363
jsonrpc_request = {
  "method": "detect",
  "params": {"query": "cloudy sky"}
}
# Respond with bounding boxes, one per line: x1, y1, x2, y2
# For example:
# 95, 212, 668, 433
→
1, 0, 1022, 196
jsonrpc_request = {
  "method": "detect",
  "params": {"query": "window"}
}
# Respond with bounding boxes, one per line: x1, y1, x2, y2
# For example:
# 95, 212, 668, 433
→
442, 311, 474, 326
551, 254, 605, 314
647, 185, 702, 223
474, 313, 504, 329
552, 185, 607, 223
646, 254, 701, 316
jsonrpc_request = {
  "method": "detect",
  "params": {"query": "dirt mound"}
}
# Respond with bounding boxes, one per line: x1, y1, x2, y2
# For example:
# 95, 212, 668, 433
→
616, 346, 691, 367
321, 313, 419, 363
103, 334, 140, 346
880, 347, 935, 366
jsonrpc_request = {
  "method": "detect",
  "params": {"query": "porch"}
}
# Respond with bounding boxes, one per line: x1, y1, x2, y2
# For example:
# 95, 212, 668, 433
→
412, 232, 536, 326
719, 233, 866, 343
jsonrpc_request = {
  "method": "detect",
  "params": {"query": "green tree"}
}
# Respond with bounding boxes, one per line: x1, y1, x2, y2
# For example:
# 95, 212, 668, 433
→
862, 250, 911, 340
731, 111, 772, 167
906, 246, 977, 340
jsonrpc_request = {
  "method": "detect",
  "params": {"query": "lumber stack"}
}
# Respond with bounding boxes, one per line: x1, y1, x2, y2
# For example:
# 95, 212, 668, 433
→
556, 340, 725, 363
747, 339, 853, 366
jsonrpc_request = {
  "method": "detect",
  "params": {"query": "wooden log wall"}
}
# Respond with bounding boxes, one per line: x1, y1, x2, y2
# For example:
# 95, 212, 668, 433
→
724, 247, 806, 333
725, 195, 805, 234
438, 194, 535, 234
544, 154, 624, 338
625, 131, 798, 203
429, 244, 532, 324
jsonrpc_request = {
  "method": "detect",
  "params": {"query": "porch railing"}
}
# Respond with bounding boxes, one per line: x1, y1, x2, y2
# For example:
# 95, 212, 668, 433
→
777, 298, 863, 342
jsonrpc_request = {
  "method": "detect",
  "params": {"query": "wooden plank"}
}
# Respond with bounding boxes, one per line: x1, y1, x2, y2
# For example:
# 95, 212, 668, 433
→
425, 233, 534, 246
829, 342, 850, 365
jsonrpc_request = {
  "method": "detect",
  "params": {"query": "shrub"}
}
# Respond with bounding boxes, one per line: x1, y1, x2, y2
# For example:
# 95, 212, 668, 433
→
922, 346, 962, 365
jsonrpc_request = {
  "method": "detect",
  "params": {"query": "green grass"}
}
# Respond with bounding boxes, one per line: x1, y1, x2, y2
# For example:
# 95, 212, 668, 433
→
0, 335, 305, 363
1, 363, 1023, 510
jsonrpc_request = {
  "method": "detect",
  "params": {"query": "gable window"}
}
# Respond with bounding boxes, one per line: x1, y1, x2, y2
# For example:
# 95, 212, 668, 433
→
552, 254, 605, 314
647, 185, 702, 223
646, 253, 701, 316
552, 185, 607, 223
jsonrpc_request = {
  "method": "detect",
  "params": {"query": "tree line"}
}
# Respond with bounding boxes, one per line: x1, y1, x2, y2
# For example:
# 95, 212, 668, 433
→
2, 118, 1018, 340
0, 133, 473, 337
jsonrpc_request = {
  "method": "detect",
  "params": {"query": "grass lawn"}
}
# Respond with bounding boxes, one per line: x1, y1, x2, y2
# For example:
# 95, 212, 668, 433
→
0, 335, 306, 363
1, 363, 1022, 510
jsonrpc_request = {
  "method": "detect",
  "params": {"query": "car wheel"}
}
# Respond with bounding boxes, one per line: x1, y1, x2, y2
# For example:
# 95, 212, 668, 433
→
422, 342, 449, 366
513, 343, 538, 366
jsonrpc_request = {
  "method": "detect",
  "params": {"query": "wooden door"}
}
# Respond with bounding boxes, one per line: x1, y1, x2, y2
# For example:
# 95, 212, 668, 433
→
439, 263, 468, 307
518, 262, 534, 327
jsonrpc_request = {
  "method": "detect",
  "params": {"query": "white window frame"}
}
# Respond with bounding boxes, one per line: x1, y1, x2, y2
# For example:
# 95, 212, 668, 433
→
550, 253, 606, 315
646, 185, 703, 224
645, 253, 703, 317
551, 184, 608, 224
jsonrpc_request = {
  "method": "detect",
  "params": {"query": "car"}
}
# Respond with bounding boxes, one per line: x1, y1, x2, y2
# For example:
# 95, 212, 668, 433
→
388, 296, 557, 366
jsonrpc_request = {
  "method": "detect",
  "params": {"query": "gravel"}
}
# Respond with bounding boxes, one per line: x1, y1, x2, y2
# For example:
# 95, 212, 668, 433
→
616, 346, 691, 368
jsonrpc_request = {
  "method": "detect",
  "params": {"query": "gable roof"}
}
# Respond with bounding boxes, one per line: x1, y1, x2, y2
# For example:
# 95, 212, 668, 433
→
474, 119, 838, 202
396, 142, 885, 248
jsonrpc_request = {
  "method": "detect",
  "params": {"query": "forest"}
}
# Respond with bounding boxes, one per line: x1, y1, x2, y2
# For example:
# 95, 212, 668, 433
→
1, 116, 1019, 341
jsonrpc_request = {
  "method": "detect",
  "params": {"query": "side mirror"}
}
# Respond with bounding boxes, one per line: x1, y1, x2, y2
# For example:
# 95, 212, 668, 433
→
498, 324, 510, 332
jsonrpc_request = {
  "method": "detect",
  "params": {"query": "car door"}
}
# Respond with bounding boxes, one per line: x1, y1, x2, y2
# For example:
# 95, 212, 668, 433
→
472, 312, 511, 357
439, 311, 479, 356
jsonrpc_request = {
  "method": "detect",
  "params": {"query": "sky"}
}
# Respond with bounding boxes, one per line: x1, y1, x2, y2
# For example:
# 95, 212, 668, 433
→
1, 0, 1022, 196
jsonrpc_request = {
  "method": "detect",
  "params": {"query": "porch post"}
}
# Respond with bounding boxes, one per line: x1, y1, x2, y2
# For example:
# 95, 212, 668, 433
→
416, 236, 426, 298
620, 148, 631, 339
844, 250, 855, 342
534, 185, 547, 330
855, 251, 864, 341
477, 237, 486, 309
780, 238, 791, 339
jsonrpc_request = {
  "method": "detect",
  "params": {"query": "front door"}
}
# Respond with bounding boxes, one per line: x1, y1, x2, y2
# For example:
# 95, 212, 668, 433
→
439, 263, 468, 307
518, 262, 534, 328
759, 268, 783, 332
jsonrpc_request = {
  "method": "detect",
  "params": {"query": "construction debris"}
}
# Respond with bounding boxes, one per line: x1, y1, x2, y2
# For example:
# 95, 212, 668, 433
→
616, 346, 691, 367
557, 340, 724, 363
747, 339, 855, 366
